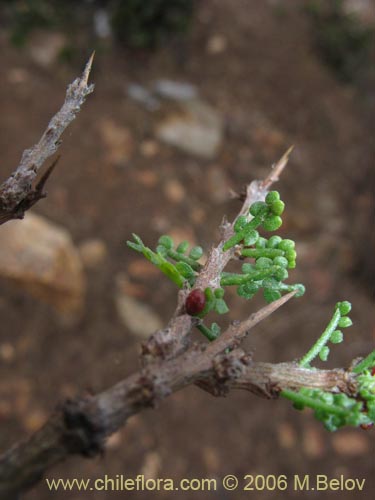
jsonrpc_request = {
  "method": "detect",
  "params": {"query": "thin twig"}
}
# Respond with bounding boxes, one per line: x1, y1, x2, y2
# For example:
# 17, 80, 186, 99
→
0, 54, 94, 222
260, 145, 294, 190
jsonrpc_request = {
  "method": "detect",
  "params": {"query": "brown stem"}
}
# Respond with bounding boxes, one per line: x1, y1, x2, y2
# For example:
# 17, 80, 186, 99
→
0, 294, 356, 497
0, 54, 94, 223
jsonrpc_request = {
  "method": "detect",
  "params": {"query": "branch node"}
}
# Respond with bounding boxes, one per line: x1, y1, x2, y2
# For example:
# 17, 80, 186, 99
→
62, 397, 106, 458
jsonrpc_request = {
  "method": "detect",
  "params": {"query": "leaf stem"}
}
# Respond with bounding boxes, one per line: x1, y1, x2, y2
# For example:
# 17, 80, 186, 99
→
166, 249, 202, 271
352, 350, 375, 374
299, 308, 341, 367
197, 323, 217, 341
281, 389, 349, 416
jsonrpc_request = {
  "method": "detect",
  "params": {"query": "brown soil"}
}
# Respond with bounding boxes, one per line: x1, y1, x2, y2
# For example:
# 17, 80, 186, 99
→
0, 1, 374, 499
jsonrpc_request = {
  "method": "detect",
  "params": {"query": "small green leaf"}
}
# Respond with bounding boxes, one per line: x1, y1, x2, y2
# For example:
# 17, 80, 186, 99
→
243, 229, 259, 246
255, 237, 267, 249
267, 235, 282, 248
271, 200, 285, 216
237, 282, 259, 299
263, 289, 281, 303
131, 233, 143, 245
215, 298, 229, 315
214, 287, 225, 299
338, 317, 353, 328
273, 256, 288, 268
286, 249, 297, 261
189, 246, 203, 260
127, 241, 142, 252
262, 215, 282, 231
273, 266, 288, 281
175, 262, 195, 279
156, 245, 168, 256
223, 232, 245, 251
278, 239, 295, 251
330, 330, 343, 344
176, 241, 189, 253
210, 322, 221, 339
249, 201, 268, 217
158, 235, 173, 249
241, 263, 255, 273
204, 287, 215, 302
337, 301, 352, 316
319, 346, 330, 361
255, 257, 273, 269
234, 215, 247, 232
293, 284, 306, 297
265, 191, 280, 204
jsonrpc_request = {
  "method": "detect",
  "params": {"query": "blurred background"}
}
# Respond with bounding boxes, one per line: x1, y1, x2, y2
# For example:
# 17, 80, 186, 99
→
0, 1, 374, 499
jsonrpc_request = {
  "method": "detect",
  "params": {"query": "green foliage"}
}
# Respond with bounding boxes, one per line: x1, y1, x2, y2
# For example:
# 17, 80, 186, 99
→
111, 0, 194, 49
282, 353, 375, 431
283, 301, 375, 431
221, 192, 303, 303
306, 0, 374, 83
4, 0, 75, 47
282, 384, 373, 432
127, 190, 304, 341
197, 322, 221, 341
224, 191, 285, 252
299, 301, 352, 367
127, 233, 185, 287
127, 189, 373, 432
3, 0, 194, 50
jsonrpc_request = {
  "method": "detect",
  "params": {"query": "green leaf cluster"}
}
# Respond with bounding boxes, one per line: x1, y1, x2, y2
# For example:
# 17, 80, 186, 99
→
283, 353, 375, 431
223, 191, 285, 252
299, 301, 352, 367
283, 386, 373, 432
127, 234, 204, 288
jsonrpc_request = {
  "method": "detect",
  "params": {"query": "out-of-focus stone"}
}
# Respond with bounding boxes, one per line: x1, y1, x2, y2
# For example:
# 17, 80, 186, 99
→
28, 31, 66, 67
127, 259, 161, 279
206, 35, 227, 54
153, 80, 197, 101
0, 343, 15, 363
331, 431, 370, 456
155, 99, 223, 159
135, 170, 158, 188
106, 430, 123, 450
115, 289, 163, 338
78, 239, 107, 269
206, 166, 229, 203
277, 421, 297, 449
98, 118, 134, 166
93, 8, 112, 38
140, 451, 162, 479
302, 424, 325, 458
0, 213, 85, 316
252, 125, 286, 155
127, 83, 160, 111
164, 178, 186, 203
7, 68, 29, 84
168, 228, 197, 249
202, 446, 220, 472
343, 0, 375, 25
140, 140, 159, 158
23, 408, 47, 432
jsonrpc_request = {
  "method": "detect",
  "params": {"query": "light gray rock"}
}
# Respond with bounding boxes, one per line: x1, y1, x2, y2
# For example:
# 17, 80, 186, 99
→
155, 99, 223, 159
127, 84, 161, 111
153, 80, 197, 101
115, 292, 163, 339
